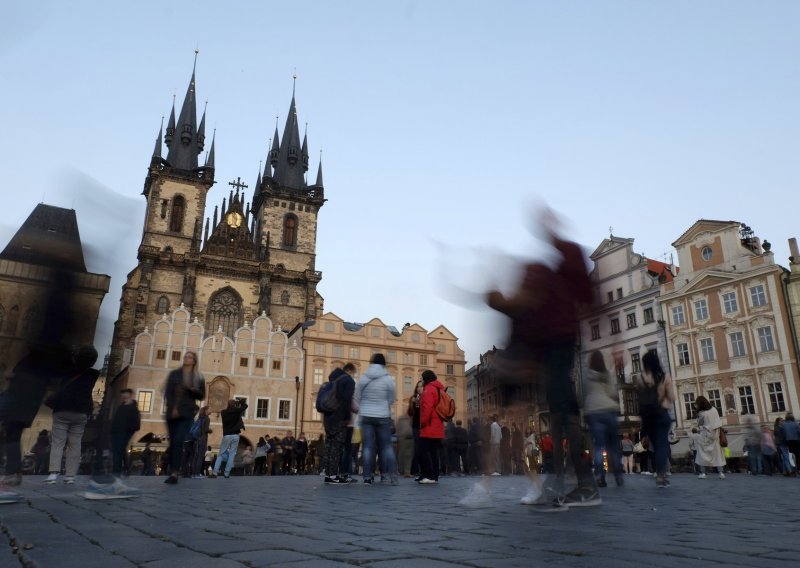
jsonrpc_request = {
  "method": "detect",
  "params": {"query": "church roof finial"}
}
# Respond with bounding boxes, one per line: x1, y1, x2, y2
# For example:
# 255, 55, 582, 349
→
205, 128, 216, 168
165, 52, 202, 170
152, 116, 164, 160
315, 150, 324, 187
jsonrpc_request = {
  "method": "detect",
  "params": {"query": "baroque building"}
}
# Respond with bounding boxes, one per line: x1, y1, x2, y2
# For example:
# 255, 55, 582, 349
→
660, 220, 800, 456
110, 60, 324, 380
579, 235, 675, 434
289, 312, 467, 438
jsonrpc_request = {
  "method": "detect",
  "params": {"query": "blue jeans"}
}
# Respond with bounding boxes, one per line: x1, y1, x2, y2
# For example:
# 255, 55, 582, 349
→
360, 416, 396, 480
746, 444, 762, 474
641, 409, 671, 477
214, 434, 240, 476
586, 411, 622, 481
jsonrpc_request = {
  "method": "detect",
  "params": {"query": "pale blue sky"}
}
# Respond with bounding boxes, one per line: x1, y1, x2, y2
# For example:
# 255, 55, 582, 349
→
3, 2, 800, 366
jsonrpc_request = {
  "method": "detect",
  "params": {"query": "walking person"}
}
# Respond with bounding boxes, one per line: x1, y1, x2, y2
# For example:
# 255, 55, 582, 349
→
634, 351, 675, 488
489, 416, 502, 476
110, 388, 141, 478
782, 413, 800, 474
451, 420, 469, 475
190, 406, 211, 478
620, 433, 634, 474
694, 395, 726, 479
321, 364, 356, 484
761, 425, 777, 476
241, 446, 255, 475
407, 380, 424, 478
254, 437, 269, 475
294, 433, 309, 474
353, 353, 398, 485
46, 346, 100, 485
418, 370, 446, 484
210, 399, 247, 479
774, 417, 792, 475
163, 351, 205, 485
583, 350, 623, 488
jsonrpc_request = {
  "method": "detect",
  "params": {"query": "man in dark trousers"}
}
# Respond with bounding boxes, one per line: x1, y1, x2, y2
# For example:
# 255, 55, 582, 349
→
110, 388, 141, 477
322, 364, 356, 484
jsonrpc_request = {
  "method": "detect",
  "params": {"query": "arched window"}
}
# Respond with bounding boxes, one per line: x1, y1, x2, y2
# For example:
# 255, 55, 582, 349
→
6, 306, 19, 334
281, 291, 290, 305
156, 296, 169, 314
206, 288, 243, 338
282, 214, 297, 247
21, 306, 39, 337
169, 195, 185, 233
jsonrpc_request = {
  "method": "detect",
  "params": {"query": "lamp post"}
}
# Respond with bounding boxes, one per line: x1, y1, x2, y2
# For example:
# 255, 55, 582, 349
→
294, 376, 300, 438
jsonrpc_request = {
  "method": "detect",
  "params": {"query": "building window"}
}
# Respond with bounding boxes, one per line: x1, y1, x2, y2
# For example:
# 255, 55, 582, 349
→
677, 343, 690, 366
615, 361, 625, 383
607, 291, 614, 303
768, 383, 786, 413
239, 357, 249, 367
446, 364, 455, 375
156, 296, 169, 314
282, 214, 298, 247
739, 385, 756, 415
333, 345, 343, 357
371, 327, 381, 337
419, 354, 428, 365
672, 305, 685, 326
136, 390, 153, 413
694, 299, 708, 321
325, 322, 335, 332
171, 351, 182, 362
272, 360, 282, 371
280, 291, 290, 305
683, 392, 697, 420
255, 358, 264, 369
708, 389, 722, 417
387, 351, 397, 363
411, 333, 421, 343
631, 353, 641, 373
730, 332, 746, 357
591, 324, 600, 340
722, 292, 738, 314
156, 349, 166, 360
750, 285, 767, 307
349, 347, 359, 359
314, 343, 325, 356
403, 353, 413, 364
256, 398, 270, 419
403, 376, 413, 392
643, 307, 655, 324
626, 313, 637, 329
757, 327, 775, 352
278, 399, 291, 420
313, 367, 324, 385
700, 338, 715, 362
610, 318, 621, 334
438, 343, 446, 353
701, 246, 713, 261
624, 390, 638, 416
169, 195, 185, 232
206, 288, 243, 338
616, 288, 623, 300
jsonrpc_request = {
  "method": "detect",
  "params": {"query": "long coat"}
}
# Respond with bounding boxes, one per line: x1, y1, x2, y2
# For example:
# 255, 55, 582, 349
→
695, 408, 726, 468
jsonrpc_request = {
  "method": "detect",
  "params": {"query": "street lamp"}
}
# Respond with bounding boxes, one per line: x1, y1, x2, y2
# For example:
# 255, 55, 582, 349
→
294, 376, 300, 438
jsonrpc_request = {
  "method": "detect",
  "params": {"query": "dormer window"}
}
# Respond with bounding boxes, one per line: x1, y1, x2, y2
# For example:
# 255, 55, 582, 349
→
701, 246, 713, 261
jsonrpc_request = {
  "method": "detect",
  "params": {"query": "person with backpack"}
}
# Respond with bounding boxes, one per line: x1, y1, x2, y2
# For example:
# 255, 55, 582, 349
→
634, 351, 675, 488
321, 364, 356, 484
190, 406, 211, 478
353, 353, 398, 485
417, 370, 446, 484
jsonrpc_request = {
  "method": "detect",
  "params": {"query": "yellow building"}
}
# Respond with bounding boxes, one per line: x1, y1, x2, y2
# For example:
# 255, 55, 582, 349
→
290, 312, 467, 438
126, 305, 303, 448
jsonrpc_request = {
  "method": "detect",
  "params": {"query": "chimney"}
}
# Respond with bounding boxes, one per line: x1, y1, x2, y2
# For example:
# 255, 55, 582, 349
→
790, 238, 800, 263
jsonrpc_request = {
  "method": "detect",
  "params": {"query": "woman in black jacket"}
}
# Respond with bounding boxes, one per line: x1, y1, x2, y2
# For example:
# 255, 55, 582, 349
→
163, 352, 205, 485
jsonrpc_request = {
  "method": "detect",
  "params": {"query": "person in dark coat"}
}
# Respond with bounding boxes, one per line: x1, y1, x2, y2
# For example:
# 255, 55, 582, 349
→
46, 346, 100, 484
322, 364, 356, 483
110, 388, 141, 477
163, 352, 205, 485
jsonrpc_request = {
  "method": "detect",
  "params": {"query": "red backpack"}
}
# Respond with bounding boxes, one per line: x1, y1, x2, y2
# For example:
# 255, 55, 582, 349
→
435, 388, 456, 421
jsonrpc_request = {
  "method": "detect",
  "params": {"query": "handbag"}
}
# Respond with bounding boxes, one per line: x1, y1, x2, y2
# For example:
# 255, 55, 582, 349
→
719, 428, 728, 448
44, 371, 84, 409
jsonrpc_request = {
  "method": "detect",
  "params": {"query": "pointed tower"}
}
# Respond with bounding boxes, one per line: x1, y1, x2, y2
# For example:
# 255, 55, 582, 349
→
251, 79, 325, 327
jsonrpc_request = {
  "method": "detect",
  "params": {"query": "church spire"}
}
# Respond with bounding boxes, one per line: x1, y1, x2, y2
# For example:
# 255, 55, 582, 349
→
315, 153, 324, 188
165, 51, 202, 171
272, 80, 307, 189
204, 129, 216, 168
164, 98, 176, 147
152, 117, 164, 160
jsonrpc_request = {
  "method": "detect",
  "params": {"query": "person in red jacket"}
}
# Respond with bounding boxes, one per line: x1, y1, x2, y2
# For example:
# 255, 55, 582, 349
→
418, 370, 446, 484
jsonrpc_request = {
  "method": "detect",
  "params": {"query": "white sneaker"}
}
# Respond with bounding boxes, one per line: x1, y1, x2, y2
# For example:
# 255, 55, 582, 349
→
697, 473, 707, 479
520, 484, 543, 505
63, 476, 75, 485
718, 472, 726, 479
45, 473, 59, 484
418, 478, 438, 484
459, 482, 491, 507
491, 472, 502, 477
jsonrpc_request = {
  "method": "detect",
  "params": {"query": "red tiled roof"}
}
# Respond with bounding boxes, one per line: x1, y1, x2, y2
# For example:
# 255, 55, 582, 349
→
647, 258, 677, 282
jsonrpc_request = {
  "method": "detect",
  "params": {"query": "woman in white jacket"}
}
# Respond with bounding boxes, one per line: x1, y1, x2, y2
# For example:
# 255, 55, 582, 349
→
694, 395, 726, 479
353, 353, 398, 484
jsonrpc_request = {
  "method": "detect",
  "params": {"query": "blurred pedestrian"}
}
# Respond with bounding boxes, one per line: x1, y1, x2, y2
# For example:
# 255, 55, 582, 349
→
407, 380, 424, 478
353, 353, 397, 485
694, 395, 726, 479
294, 433, 308, 474
620, 433, 634, 474
396, 414, 414, 477
163, 352, 205, 485
110, 388, 141, 478
254, 437, 269, 475
31, 430, 51, 475
467, 417, 483, 475
241, 446, 254, 475
635, 351, 675, 487
761, 425, 777, 475
584, 350, 623, 488
190, 406, 211, 478
783, 413, 800, 474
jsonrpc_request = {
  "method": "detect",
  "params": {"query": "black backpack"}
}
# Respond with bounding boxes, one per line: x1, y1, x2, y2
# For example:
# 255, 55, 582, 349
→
316, 379, 340, 414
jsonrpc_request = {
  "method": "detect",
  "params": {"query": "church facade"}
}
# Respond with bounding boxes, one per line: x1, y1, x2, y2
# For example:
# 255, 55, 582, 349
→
109, 61, 326, 446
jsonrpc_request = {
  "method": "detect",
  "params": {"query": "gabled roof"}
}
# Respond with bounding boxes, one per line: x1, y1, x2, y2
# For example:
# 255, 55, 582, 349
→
0, 204, 87, 271
672, 219, 739, 248
428, 324, 458, 341
674, 270, 738, 295
590, 236, 634, 260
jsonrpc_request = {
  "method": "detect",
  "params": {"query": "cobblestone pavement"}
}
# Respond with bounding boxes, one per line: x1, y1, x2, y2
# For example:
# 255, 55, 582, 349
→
0, 472, 798, 567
